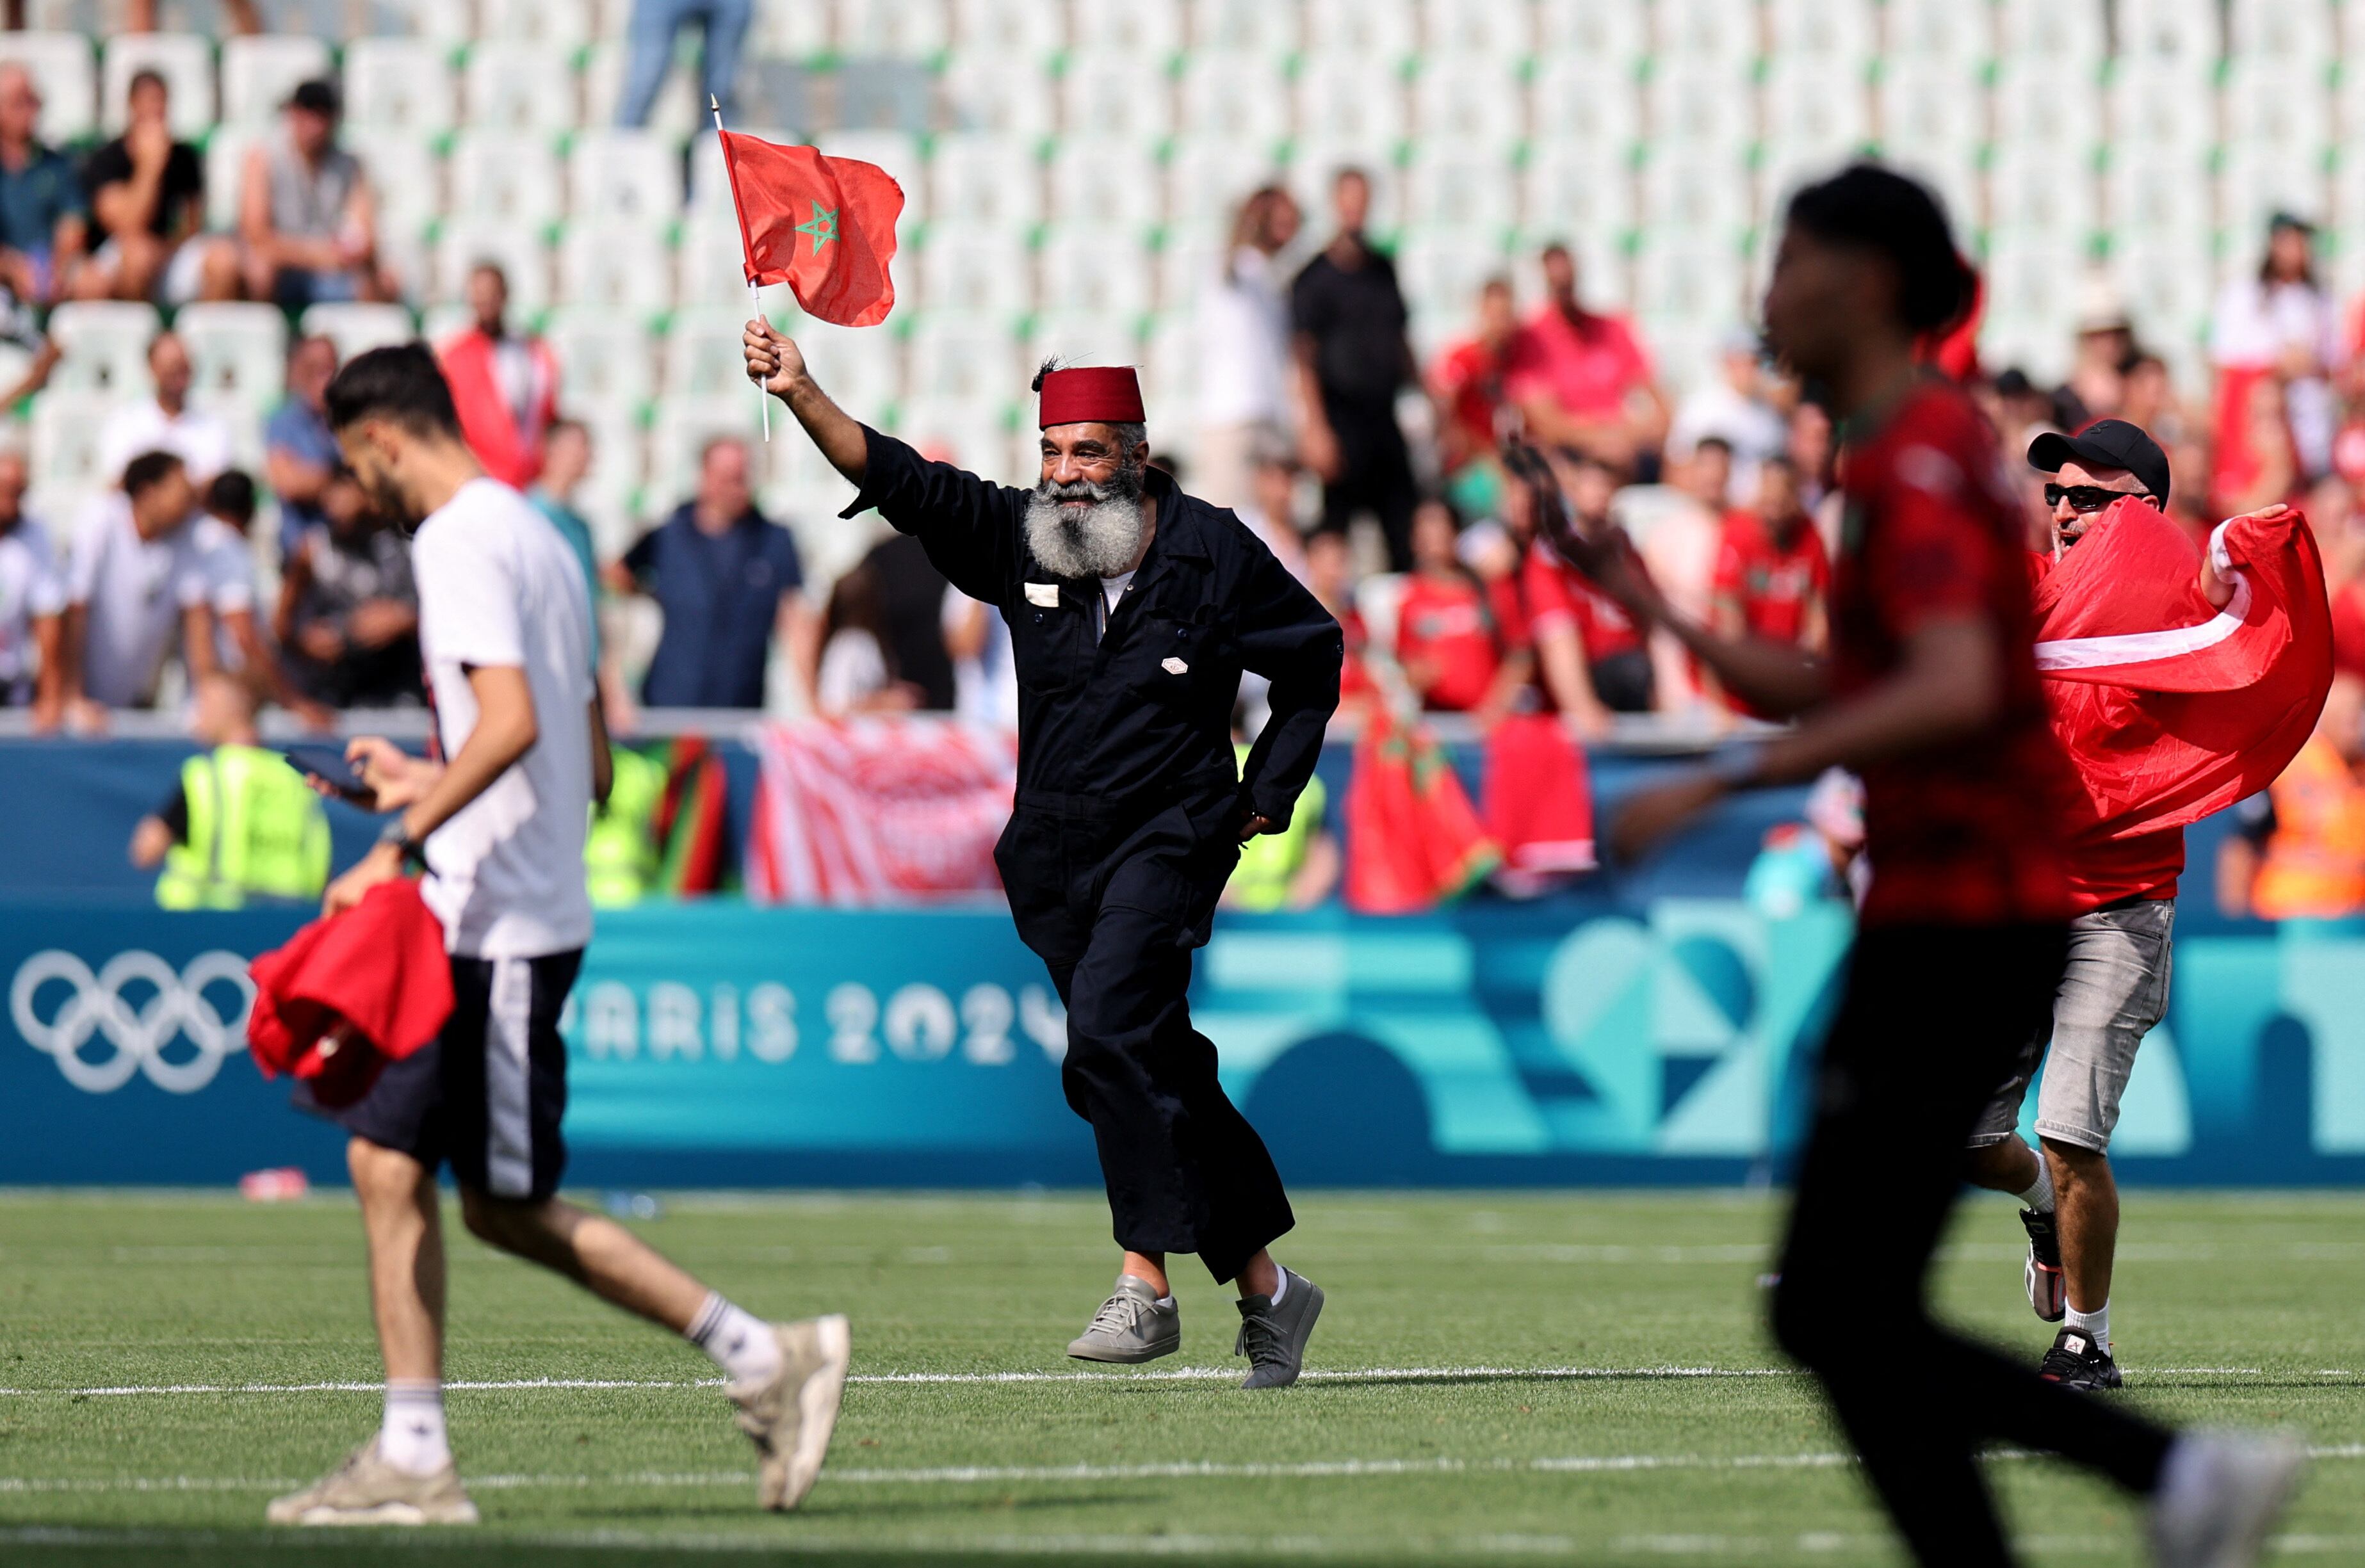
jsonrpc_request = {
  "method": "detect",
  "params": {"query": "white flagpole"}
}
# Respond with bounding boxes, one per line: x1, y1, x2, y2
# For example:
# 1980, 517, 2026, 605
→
711, 96, 770, 442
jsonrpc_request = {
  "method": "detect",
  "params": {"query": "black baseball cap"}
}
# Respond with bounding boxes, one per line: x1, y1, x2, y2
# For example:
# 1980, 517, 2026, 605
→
287, 77, 341, 117
2027, 419, 2171, 508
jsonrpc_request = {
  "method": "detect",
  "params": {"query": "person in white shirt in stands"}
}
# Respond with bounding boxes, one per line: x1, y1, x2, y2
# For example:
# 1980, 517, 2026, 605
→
0, 448, 65, 727
1667, 329, 1789, 506
1194, 185, 1303, 510
58, 450, 217, 727
264, 344, 847, 1529
95, 330, 234, 487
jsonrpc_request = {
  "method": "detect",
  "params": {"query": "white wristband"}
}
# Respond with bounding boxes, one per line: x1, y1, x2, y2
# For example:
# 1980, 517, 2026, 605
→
2207, 519, 2235, 578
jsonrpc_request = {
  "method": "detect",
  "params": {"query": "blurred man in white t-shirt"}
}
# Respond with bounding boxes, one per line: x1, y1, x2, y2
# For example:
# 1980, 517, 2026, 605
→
95, 330, 233, 487
58, 449, 216, 723
264, 344, 847, 1530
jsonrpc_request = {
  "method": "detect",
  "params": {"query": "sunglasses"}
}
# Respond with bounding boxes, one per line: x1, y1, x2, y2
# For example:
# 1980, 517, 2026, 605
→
2044, 483, 2148, 513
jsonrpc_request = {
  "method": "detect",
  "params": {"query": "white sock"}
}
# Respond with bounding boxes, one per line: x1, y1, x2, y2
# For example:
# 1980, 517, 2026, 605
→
379, 1380, 450, 1476
687, 1292, 782, 1387
1267, 1266, 1288, 1305
2065, 1300, 2111, 1352
2017, 1151, 2056, 1213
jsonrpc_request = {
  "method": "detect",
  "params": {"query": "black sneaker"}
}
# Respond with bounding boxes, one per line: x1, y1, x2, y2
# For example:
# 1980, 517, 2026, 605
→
2038, 1327, 2122, 1391
2020, 1207, 2065, 1322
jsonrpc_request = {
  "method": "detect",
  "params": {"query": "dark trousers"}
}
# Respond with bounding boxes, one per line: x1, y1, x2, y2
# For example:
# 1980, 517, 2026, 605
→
1771, 923, 2174, 1567
1319, 399, 1418, 573
997, 794, 1294, 1283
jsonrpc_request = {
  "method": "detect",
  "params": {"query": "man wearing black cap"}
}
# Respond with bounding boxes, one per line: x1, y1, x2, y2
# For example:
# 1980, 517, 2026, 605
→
1964, 419, 2215, 1389
238, 77, 392, 307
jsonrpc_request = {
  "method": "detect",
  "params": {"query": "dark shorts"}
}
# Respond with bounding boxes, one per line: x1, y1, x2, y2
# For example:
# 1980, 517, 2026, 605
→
315, 949, 583, 1200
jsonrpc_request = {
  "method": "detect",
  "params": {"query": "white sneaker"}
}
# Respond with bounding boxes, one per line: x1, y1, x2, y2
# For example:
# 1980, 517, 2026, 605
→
729, 1314, 851, 1511
264, 1437, 478, 1526
2149, 1430, 2304, 1568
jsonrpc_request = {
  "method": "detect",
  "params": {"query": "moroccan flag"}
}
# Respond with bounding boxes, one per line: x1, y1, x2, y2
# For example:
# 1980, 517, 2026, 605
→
2035, 498, 2333, 846
717, 131, 903, 328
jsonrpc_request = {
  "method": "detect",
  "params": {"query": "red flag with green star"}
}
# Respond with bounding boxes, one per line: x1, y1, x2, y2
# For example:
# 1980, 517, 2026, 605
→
717, 132, 904, 328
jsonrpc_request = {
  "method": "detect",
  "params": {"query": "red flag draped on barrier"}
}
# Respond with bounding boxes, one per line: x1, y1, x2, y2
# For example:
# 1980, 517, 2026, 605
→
2035, 499, 2334, 847
1343, 713, 1500, 914
746, 717, 1016, 905
717, 131, 904, 327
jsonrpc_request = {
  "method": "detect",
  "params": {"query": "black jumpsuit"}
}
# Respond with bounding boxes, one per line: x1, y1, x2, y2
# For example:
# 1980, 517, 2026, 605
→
841, 428, 1344, 1281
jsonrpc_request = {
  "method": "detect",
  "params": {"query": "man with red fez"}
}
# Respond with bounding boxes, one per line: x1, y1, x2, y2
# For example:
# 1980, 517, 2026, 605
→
745, 319, 1344, 1388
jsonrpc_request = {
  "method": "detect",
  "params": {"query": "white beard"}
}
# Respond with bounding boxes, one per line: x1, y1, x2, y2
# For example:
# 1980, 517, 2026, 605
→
1024, 487, 1146, 579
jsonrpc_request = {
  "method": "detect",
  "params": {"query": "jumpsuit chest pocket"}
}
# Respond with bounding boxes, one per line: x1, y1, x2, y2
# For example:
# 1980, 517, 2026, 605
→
1011, 594, 1092, 691
1126, 613, 1221, 697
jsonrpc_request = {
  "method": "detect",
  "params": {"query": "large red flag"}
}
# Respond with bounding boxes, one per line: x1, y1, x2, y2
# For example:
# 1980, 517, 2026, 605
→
2035, 498, 2333, 846
717, 132, 903, 328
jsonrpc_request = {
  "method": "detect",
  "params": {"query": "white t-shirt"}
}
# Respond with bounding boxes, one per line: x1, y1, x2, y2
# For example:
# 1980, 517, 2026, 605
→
95, 398, 236, 487
1196, 247, 1292, 428
65, 494, 216, 707
815, 626, 890, 715
191, 515, 257, 668
410, 477, 595, 959
0, 515, 65, 689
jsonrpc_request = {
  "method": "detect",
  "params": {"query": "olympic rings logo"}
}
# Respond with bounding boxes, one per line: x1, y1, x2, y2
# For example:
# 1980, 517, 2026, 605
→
9, 950, 254, 1095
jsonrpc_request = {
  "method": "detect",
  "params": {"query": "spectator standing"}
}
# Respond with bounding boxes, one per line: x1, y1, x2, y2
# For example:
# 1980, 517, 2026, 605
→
96, 330, 234, 487
0, 448, 63, 725
618, 0, 753, 129
1504, 243, 1668, 475
240, 79, 391, 308
194, 469, 327, 727
2220, 672, 2365, 926
58, 451, 215, 722
275, 465, 421, 708
1195, 185, 1301, 510
265, 334, 341, 560
609, 436, 811, 709
526, 419, 602, 658
81, 69, 238, 304
1428, 277, 1519, 516
0, 64, 86, 303
2212, 213, 2343, 480
1292, 168, 1420, 571
438, 263, 558, 490
1667, 330, 1787, 503
813, 561, 917, 716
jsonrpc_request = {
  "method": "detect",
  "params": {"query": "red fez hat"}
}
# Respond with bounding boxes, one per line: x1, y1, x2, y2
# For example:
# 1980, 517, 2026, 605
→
1036, 366, 1146, 429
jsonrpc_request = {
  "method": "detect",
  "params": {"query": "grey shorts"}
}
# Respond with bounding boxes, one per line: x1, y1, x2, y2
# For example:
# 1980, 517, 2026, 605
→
1968, 897, 2175, 1154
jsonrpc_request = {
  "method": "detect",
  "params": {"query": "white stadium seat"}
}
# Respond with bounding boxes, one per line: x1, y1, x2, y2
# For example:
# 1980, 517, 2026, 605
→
1531, 54, 1643, 153
913, 222, 1034, 315
1979, 232, 2092, 380
818, 130, 928, 222
347, 133, 443, 252
1987, 143, 2095, 245
419, 303, 473, 350
1036, 225, 1153, 318
1990, 57, 2101, 158
1043, 138, 1163, 232
2104, 147, 2216, 244
464, 42, 580, 136
29, 392, 119, 528
1646, 57, 1757, 152
202, 129, 258, 235
2110, 233, 2225, 357
218, 35, 329, 132
1174, 54, 1291, 149
663, 306, 782, 400
1155, 232, 1224, 314
1522, 143, 1637, 239
1027, 310, 1142, 377
2117, 0, 2223, 68
1296, 56, 1408, 150
927, 132, 1045, 232
1419, 0, 1533, 57
950, 0, 1067, 60
435, 219, 553, 313
2222, 56, 2332, 159
2108, 60, 2219, 158
1166, 139, 1286, 230
1884, 0, 1995, 61
0, 33, 95, 144
398, 0, 478, 44
478, 0, 596, 47
939, 56, 1059, 138
890, 398, 1018, 481
546, 308, 658, 408
581, 42, 701, 140
1304, 0, 1415, 59
907, 311, 1024, 408
345, 38, 459, 136
783, 312, 904, 412
175, 303, 288, 411
298, 303, 416, 364
1194, 0, 1301, 56
1069, 0, 1182, 55
749, 0, 831, 58
448, 131, 566, 227
676, 213, 759, 307
2219, 143, 2332, 241
1638, 146, 1755, 239
839, 0, 955, 57
1059, 49, 1174, 141
2233, 0, 2334, 61
1762, 56, 1871, 163
567, 130, 684, 226
1995, 0, 2106, 62
1411, 58, 1525, 149
1401, 145, 1520, 234
1394, 228, 1514, 321
1876, 58, 1988, 168
557, 218, 676, 316
47, 302, 158, 396
1655, 0, 1763, 65
648, 396, 767, 508
1534, 0, 1648, 60
1766, 0, 1874, 63
101, 34, 212, 139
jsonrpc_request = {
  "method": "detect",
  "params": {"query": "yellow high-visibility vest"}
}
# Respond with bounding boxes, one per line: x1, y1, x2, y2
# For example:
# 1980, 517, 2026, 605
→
156, 745, 331, 910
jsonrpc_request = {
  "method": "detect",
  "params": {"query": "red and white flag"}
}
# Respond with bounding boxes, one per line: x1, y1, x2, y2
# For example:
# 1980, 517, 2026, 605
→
2035, 499, 2333, 843
746, 718, 1015, 905
717, 132, 904, 327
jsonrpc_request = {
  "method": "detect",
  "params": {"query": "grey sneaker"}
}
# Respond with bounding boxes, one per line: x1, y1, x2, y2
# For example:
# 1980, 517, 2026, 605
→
1066, 1275, 1182, 1363
264, 1438, 478, 1526
2150, 1430, 2305, 1568
731, 1314, 851, 1512
1235, 1267, 1324, 1389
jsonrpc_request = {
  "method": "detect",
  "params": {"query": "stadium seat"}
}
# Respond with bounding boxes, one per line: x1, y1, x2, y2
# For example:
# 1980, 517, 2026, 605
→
448, 131, 567, 227
387, 0, 476, 43
581, 43, 703, 139
566, 130, 684, 227
1401, 145, 1520, 234
28, 391, 118, 534
1166, 138, 1286, 230
1043, 138, 1164, 232
1979, 232, 2092, 374
1645, 58, 1757, 154
557, 219, 676, 316
1027, 310, 1142, 376
345, 38, 459, 137
218, 35, 329, 132
435, 220, 553, 313
927, 132, 1044, 232
1410, 57, 1525, 149
1153, 232, 1223, 314
2219, 143, 2333, 240
201, 129, 258, 236
1766, 0, 1874, 63
1036, 225, 1154, 318
1288, 142, 1403, 233
1638, 146, 1755, 241
1520, 143, 1637, 239
1533, 0, 1648, 61
345, 132, 443, 257
647, 396, 767, 510
913, 222, 1034, 315
100, 34, 213, 138
1304, 0, 1415, 58
464, 42, 581, 136
749, 0, 831, 59
1174, 53, 1291, 149
2104, 147, 2216, 245
47, 302, 158, 396
2117, 0, 2223, 67
0, 33, 93, 143
546, 308, 658, 408
1875, 58, 1987, 168
907, 311, 1024, 408
2108, 60, 2219, 159
676, 213, 760, 307
2109, 232, 2223, 358
1530, 54, 1643, 152
1655, 0, 1764, 65
1883, 0, 1996, 60
2232, 0, 2335, 61
1995, 0, 2106, 62
2223, 57, 2333, 160
1194, 0, 1301, 56
1296, 56, 1408, 150
1762, 56, 1871, 164
1991, 58, 2102, 158
1069, 0, 1182, 56
663, 305, 784, 400
478, 0, 596, 47
789, 313, 904, 412
891, 397, 1019, 479
418, 302, 472, 352
839, 0, 954, 56
817, 130, 929, 222
1394, 227, 1514, 323
175, 302, 287, 412
949, 0, 1067, 61
1418, 0, 1533, 58
938, 56, 1059, 138
1059, 49, 1175, 141
1987, 142, 2097, 245
1141, 310, 1196, 419
298, 302, 415, 364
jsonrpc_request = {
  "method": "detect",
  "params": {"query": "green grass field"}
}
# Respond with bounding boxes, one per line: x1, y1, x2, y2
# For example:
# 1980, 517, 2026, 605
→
3, 1189, 2362, 1567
